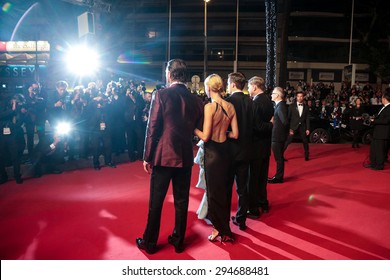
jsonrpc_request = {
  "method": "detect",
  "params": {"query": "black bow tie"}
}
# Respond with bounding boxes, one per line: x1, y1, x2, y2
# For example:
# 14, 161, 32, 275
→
298, 104, 303, 106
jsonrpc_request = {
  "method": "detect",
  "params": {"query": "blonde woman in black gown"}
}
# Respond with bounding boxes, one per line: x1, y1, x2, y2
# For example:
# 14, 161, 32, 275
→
194, 74, 239, 242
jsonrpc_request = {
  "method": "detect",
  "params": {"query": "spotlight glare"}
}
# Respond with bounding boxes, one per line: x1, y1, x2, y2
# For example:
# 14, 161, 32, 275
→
56, 122, 72, 135
66, 45, 100, 76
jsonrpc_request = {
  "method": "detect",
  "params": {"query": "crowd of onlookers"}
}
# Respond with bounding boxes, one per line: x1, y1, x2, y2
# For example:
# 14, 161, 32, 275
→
0, 76, 387, 184
281, 81, 385, 129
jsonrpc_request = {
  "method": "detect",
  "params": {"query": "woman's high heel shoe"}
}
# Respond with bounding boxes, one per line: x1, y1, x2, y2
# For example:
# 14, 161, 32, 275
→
208, 229, 220, 242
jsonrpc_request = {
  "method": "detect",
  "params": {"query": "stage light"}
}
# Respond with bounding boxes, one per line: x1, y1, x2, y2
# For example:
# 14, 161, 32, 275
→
65, 45, 100, 76
56, 121, 72, 135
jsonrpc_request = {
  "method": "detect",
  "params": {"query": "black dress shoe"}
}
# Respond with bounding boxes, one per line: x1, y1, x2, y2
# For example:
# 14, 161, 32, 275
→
231, 216, 247, 230
268, 177, 283, 184
94, 165, 101, 170
168, 235, 184, 253
246, 209, 260, 220
371, 166, 383, 171
136, 238, 157, 254
106, 163, 117, 168
260, 204, 270, 213
305, 157, 309, 161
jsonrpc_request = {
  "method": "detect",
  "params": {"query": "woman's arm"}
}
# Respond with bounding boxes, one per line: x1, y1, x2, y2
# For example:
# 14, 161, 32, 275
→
194, 103, 213, 142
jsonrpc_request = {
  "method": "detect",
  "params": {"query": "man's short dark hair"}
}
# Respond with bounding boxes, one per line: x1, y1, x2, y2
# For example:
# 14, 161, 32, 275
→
228, 72, 246, 91
383, 90, 390, 102
166, 59, 187, 83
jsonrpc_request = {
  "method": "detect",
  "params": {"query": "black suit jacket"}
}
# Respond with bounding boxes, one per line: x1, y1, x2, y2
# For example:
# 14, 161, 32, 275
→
272, 101, 289, 143
372, 105, 390, 140
226, 91, 254, 161
252, 93, 274, 158
288, 102, 310, 131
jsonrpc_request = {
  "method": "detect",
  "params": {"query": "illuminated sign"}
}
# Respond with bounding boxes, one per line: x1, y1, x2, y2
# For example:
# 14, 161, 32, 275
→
0, 41, 50, 52
0, 65, 37, 78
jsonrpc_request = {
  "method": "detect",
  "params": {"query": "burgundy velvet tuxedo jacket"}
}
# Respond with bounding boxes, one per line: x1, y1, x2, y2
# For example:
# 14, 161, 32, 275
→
143, 83, 204, 168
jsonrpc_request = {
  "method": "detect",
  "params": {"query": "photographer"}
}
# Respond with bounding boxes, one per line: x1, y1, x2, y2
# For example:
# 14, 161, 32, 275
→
124, 87, 145, 161
109, 85, 126, 156
46, 80, 71, 128
88, 92, 116, 170
23, 82, 46, 160
46, 80, 71, 163
0, 95, 26, 184
32, 132, 63, 177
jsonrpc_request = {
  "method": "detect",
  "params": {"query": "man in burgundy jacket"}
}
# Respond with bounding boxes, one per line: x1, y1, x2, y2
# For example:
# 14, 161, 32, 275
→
136, 59, 204, 254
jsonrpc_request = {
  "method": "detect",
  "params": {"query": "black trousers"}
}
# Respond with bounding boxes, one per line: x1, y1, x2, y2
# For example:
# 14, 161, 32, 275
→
284, 125, 309, 158
125, 121, 144, 160
25, 123, 35, 157
351, 129, 361, 146
370, 138, 387, 169
142, 165, 192, 247
272, 141, 285, 180
90, 130, 113, 166
248, 155, 270, 210
0, 134, 21, 180
227, 159, 250, 224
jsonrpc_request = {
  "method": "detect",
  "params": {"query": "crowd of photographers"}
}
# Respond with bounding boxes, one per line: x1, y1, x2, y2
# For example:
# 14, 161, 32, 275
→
0, 78, 155, 184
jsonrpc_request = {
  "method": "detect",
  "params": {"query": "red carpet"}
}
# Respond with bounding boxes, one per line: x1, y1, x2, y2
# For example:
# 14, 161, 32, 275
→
0, 143, 389, 260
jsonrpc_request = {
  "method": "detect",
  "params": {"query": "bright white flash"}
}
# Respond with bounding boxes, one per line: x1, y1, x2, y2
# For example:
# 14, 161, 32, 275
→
66, 46, 100, 76
56, 122, 72, 135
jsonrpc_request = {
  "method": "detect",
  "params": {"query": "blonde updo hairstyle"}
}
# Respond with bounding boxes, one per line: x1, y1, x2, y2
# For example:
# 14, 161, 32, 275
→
205, 74, 226, 96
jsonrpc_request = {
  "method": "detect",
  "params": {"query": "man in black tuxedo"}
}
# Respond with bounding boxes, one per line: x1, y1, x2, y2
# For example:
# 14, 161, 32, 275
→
284, 91, 310, 161
268, 87, 289, 184
366, 91, 390, 170
247, 76, 274, 218
226, 72, 254, 230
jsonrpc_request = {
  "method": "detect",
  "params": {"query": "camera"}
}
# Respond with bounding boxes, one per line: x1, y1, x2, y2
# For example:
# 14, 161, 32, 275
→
12, 94, 26, 106
362, 113, 371, 126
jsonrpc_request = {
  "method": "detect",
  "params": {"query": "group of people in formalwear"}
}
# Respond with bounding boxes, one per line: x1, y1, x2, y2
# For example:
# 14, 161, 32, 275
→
135, 58, 390, 255
135, 58, 309, 254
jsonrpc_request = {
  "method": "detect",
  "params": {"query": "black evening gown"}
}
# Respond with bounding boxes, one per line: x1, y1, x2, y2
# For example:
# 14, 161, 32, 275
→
204, 103, 233, 237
